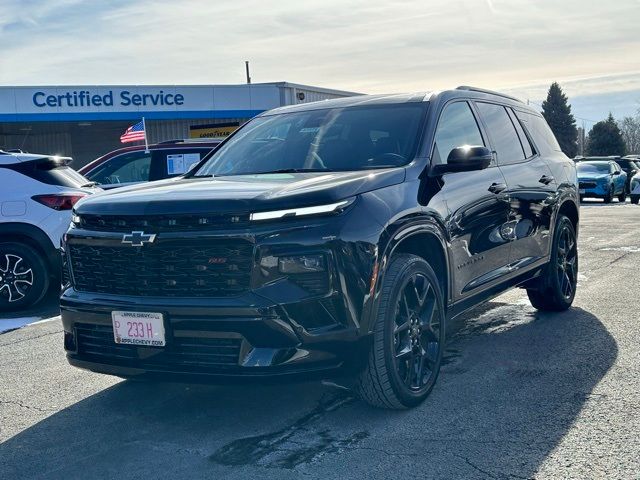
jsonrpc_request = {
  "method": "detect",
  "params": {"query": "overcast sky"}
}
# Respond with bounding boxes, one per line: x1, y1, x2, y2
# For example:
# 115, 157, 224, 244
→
1, 0, 639, 126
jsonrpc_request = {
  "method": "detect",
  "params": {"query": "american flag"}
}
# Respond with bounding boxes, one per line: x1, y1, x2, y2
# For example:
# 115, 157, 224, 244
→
120, 120, 146, 143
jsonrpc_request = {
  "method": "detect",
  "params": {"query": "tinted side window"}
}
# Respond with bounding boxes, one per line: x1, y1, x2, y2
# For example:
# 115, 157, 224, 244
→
507, 108, 534, 158
88, 151, 152, 185
433, 102, 484, 165
515, 111, 562, 154
476, 102, 526, 165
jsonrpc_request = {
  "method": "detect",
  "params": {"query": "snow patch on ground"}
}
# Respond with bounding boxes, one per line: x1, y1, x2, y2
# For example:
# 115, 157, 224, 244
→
577, 272, 588, 287
0, 316, 58, 334
458, 298, 537, 336
600, 246, 640, 253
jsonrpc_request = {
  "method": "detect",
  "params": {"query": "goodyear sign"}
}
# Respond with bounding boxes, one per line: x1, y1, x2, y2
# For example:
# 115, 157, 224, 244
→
189, 122, 240, 139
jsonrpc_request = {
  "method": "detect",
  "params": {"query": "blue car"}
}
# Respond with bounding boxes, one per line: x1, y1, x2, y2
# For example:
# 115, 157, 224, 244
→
577, 160, 627, 203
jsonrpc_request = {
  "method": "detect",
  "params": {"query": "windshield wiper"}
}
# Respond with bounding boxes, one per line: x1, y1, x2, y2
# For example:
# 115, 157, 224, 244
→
230, 168, 329, 176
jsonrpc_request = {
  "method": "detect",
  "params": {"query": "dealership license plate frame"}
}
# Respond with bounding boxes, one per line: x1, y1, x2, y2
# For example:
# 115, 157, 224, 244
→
112, 311, 166, 347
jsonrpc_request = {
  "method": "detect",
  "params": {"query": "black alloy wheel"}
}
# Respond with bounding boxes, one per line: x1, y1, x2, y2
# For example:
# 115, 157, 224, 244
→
527, 215, 578, 311
0, 243, 49, 311
392, 271, 441, 391
357, 254, 445, 409
554, 223, 578, 301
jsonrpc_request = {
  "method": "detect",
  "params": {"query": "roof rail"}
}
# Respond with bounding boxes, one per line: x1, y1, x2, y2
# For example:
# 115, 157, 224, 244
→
455, 86, 524, 104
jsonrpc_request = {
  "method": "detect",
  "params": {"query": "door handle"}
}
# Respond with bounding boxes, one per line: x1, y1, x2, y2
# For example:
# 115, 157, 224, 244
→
539, 175, 554, 185
488, 182, 507, 194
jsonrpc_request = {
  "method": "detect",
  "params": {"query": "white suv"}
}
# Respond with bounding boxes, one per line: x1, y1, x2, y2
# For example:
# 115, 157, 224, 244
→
0, 151, 98, 310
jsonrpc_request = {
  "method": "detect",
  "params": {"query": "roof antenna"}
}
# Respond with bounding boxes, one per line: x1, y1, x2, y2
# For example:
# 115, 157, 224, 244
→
245, 61, 251, 84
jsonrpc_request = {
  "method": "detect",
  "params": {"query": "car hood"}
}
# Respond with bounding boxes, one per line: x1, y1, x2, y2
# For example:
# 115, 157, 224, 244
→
75, 168, 406, 216
577, 173, 609, 181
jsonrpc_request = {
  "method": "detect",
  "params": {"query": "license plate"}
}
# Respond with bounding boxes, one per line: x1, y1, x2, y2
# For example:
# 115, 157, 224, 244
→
579, 189, 585, 194
112, 311, 165, 347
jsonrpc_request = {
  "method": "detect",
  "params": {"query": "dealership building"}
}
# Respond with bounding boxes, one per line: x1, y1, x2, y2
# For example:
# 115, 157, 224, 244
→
0, 82, 357, 167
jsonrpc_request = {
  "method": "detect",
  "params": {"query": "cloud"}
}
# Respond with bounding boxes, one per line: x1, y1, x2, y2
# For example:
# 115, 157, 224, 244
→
0, 0, 638, 120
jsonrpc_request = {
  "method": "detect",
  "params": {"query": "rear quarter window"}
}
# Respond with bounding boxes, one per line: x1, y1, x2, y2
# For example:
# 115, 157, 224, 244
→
2, 161, 88, 188
515, 110, 562, 155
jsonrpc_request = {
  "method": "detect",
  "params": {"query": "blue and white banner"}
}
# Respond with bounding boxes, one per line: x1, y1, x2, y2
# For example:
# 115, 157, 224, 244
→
0, 84, 281, 122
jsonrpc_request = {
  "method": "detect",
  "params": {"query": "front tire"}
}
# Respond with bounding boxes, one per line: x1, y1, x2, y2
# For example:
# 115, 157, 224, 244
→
0, 242, 49, 311
527, 215, 577, 311
618, 190, 626, 202
603, 186, 613, 203
357, 254, 445, 409
632, 195, 639, 205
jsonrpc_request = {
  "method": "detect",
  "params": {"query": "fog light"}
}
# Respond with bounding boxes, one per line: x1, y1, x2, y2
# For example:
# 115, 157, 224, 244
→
278, 254, 326, 274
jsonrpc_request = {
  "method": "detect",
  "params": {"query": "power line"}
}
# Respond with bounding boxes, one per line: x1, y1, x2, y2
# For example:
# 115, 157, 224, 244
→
527, 99, 600, 124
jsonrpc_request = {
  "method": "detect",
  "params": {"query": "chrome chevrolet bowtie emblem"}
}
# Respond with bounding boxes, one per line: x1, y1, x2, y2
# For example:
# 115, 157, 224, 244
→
122, 231, 156, 247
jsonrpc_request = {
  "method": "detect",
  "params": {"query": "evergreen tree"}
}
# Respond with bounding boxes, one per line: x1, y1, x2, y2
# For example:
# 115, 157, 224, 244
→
541, 82, 578, 157
586, 113, 627, 156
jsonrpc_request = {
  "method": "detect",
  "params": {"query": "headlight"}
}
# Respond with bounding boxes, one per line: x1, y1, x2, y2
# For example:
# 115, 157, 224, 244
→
278, 254, 326, 274
69, 213, 81, 229
250, 198, 354, 221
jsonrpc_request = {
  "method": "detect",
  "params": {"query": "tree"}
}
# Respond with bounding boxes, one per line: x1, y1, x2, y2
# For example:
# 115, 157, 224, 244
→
618, 113, 640, 154
541, 82, 578, 157
587, 113, 627, 156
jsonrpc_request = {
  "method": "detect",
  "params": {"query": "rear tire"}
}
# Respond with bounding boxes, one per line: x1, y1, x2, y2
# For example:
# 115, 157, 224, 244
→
631, 195, 639, 205
0, 242, 49, 311
618, 190, 626, 202
527, 215, 577, 311
357, 254, 445, 409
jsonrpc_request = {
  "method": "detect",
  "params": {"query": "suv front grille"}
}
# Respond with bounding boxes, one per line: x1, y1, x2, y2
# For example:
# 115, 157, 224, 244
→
75, 323, 242, 369
579, 181, 596, 189
69, 240, 253, 297
77, 213, 250, 232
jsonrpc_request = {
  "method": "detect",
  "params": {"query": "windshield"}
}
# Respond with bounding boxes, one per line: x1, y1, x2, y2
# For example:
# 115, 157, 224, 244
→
577, 162, 609, 174
193, 103, 427, 176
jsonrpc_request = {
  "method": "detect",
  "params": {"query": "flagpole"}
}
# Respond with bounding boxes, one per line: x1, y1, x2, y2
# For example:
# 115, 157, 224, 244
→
142, 117, 149, 153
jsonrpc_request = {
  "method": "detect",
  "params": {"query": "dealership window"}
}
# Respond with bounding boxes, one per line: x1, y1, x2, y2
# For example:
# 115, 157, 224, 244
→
433, 102, 485, 165
88, 151, 152, 185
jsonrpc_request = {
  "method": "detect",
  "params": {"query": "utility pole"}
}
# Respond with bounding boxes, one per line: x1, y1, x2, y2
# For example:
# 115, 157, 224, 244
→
245, 61, 251, 84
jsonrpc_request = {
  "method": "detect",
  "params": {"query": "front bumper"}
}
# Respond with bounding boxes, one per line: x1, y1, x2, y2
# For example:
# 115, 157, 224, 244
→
61, 205, 383, 383
61, 289, 369, 382
578, 181, 609, 198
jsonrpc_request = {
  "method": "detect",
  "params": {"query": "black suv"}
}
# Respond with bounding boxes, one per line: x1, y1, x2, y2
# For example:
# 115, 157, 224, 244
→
62, 87, 579, 409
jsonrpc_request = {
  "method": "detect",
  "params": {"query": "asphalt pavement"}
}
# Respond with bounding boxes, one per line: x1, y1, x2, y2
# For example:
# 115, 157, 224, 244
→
1, 200, 639, 479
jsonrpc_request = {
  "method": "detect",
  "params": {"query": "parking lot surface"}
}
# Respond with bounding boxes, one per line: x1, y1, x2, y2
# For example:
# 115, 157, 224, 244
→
1, 201, 639, 479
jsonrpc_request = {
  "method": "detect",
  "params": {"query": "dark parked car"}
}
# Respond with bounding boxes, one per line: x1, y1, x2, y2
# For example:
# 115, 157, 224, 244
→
78, 139, 221, 189
62, 87, 579, 409
614, 157, 640, 194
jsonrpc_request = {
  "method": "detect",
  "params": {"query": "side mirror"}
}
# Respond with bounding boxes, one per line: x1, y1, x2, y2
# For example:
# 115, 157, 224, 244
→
612, 170, 620, 175
430, 145, 492, 175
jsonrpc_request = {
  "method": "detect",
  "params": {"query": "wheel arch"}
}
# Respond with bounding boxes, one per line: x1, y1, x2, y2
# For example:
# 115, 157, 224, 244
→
0, 222, 59, 278
379, 220, 451, 311
557, 198, 579, 234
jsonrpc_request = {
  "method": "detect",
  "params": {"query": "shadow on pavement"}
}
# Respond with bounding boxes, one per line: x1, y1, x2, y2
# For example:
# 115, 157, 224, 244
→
0, 303, 617, 479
